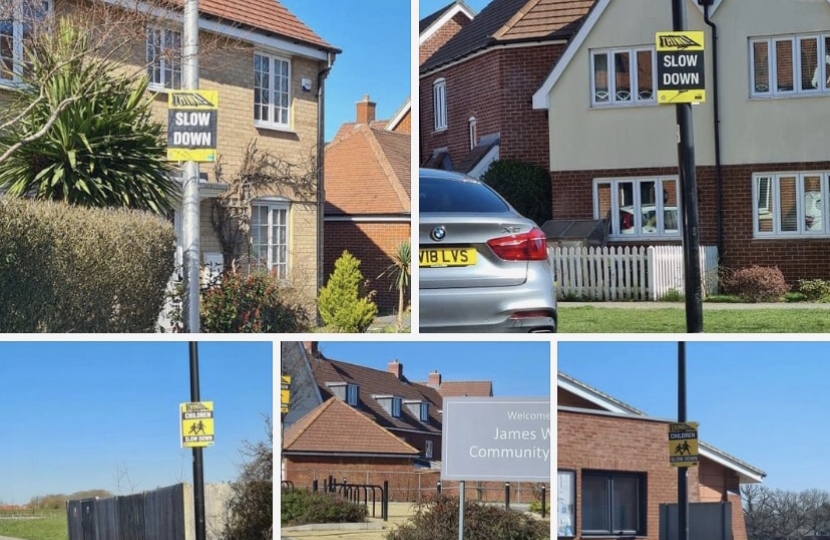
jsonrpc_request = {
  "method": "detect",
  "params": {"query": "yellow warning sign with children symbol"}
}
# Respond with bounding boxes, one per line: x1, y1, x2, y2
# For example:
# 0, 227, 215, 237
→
669, 422, 698, 467
181, 401, 215, 448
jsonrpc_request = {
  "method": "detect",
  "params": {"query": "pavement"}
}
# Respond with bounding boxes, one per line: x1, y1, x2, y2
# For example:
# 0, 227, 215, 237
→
0, 535, 27, 540
561, 301, 830, 310
368, 312, 412, 332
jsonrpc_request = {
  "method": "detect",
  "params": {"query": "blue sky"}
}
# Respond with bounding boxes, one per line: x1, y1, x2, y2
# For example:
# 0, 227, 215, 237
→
283, 0, 411, 141
419, 0, 490, 19
318, 341, 552, 398
559, 341, 830, 491
0, 341, 272, 504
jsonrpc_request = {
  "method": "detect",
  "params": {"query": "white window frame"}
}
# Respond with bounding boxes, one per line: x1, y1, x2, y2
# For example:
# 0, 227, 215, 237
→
146, 25, 181, 91
392, 397, 402, 418
590, 47, 657, 107
0, 0, 52, 85
433, 78, 447, 131
425, 440, 433, 459
250, 198, 289, 279
593, 177, 681, 239
752, 172, 829, 238
254, 51, 292, 130
468, 116, 477, 149
346, 383, 359, 406
750, 33, 830, 98
419, 402, 429, 422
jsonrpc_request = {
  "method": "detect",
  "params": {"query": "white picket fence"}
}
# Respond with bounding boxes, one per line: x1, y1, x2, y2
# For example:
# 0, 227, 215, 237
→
550, 245, 719, 301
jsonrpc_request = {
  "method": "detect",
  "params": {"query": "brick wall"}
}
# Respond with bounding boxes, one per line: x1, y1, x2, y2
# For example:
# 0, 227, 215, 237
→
392, 109, 411, 134
420, 12, 471, 66
324, 221, 410, 314
552, 161, 830, 283
559, 409, 754, 540
419, 44, 561, 172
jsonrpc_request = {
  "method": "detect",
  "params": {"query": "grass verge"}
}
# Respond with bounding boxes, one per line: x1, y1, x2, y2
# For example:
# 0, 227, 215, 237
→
0, 514, 67, 540
559, 306, 830, 333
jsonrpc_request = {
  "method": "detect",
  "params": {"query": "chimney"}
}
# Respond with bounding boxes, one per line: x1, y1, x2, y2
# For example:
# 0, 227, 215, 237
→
356, 95, 376, 124
387, 359, 403, 380
303, 341, 319, 358
428, 370, 441, 388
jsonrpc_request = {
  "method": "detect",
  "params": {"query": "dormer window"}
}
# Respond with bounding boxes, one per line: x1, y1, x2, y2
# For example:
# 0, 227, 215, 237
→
326, 382, 359, 407
420, 402, 429, 422
375, 395, 402, 418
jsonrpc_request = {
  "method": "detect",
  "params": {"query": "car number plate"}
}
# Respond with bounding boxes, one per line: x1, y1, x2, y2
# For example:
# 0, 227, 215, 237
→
419, 248, 477, 268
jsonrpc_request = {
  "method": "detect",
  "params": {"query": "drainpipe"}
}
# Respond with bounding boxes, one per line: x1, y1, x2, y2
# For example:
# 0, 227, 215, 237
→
316, 52, 333, 300
703, 2, 724, 264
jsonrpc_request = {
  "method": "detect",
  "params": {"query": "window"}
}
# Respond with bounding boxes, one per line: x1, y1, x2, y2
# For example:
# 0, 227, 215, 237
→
468, 117, 477, 149
0, 0, 51, 83
751, 33, 830, 96
594, 177, 680, 238
392, 397, 402, 418
433, 78, 447, 130
146, 26, 181, 90
251, 200, 289, 278
753, 172, 829, 237
558, 471, 576, 538
420, 402, 429, 422
582, 471, 646, 536
591, 47, 656, 106
254, 52, 291, 128
346, 383, 359, 406
425, 440, 433, 459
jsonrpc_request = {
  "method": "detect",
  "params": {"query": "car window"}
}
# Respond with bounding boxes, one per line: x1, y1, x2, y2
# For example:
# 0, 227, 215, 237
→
420, 176, 511, 213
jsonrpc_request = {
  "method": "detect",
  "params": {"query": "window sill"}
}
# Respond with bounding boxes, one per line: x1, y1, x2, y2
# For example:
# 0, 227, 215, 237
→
753, 234, 830, 240
254, 121, 296, 134
750, 91, 830, 100
433, 127, 448, 134
609, 236, 681, 241
0, 79, 29, 91
590, 101, 658, 109
148, 85, 180, 94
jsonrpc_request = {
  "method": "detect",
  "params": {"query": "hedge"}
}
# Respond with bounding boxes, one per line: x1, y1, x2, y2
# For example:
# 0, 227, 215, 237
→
0, 197, 175, 332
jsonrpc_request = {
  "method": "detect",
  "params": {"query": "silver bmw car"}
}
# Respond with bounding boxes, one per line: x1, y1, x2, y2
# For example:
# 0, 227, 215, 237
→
419, 169, 557, 333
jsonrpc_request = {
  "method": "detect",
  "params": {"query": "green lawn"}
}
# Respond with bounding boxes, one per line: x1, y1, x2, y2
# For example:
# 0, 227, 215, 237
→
0, 514, 67, 540
559, 306, 830, 333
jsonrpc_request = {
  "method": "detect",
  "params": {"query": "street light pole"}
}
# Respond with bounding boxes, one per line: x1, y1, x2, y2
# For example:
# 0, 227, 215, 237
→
678, 342, 688, 540
671, 0, 703, 333
181, 0, 201, 333
189, 342, 206, 540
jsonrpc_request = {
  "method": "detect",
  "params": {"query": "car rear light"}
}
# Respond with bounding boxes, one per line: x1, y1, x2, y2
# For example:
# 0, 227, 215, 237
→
487, 227, 548, 261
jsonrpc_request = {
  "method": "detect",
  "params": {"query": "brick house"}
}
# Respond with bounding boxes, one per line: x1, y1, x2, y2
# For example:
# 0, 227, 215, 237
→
0, 0, 339, 315
419, 1, 476, 67
419, 0, 594, 179
280, 341, 503, 502
323, 96, 411, 314
532, 0, 830, 281
558, 372, 765, 540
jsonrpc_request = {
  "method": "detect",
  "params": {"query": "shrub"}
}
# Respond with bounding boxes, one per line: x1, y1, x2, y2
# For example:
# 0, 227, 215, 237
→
796, 279, 830, 302
721, 265, 790, 303
318, 251, 378, 333
386, 495, 549, 540
0, 197, 175, 332
199, 269, 310, 333
481, 160, 552, 226
659, 288, 685, 302
281, 489, 367, 526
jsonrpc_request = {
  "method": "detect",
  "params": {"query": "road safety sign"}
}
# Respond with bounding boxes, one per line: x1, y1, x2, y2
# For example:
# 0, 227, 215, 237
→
167, 90, 218, 162
181, 401, 215, 448
281, 376, 291, 414
656, 31, 706, 104
669, 421, 698, 467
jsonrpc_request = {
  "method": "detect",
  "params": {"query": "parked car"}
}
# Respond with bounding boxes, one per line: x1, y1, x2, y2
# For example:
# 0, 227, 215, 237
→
619, 205, 679, 234
419, 169, 557, 333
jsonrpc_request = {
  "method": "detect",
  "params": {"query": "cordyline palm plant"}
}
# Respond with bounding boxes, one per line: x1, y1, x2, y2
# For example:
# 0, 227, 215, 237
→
379, 239, 411, 330
0, 18, 176, 214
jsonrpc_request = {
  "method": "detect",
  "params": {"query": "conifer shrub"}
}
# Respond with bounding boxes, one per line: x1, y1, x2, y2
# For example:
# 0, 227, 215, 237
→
482, 160, 552, 226
318, 251, 378, 333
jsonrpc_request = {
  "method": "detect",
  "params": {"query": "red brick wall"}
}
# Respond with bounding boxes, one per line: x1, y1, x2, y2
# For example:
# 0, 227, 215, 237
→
392, 109, 411, 134
324, 221, 411, 313
420, 12, 471, 66
558, 408, 761, 540
551, 161, 830, 283
393, 430, 441, 461
419, 44, 562, 172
